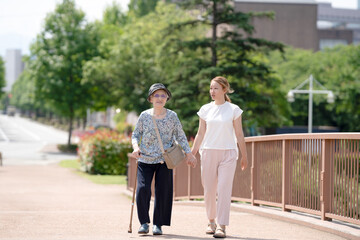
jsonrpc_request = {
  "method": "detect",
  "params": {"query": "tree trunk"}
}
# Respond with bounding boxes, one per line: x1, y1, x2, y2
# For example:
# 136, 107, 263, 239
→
67, 106, 74, 146
211, 1, 217, 67
83, 116, 87, 130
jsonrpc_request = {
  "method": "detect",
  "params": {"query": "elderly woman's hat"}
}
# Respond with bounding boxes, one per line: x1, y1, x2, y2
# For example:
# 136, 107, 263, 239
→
147, 83, 172, 102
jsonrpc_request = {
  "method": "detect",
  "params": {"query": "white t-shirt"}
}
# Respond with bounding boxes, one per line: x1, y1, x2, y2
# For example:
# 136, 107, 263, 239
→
197, 101, 243, 150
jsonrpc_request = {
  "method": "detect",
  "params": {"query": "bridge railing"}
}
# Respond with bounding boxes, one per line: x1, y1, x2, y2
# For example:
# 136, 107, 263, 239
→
127, 133, 360, 226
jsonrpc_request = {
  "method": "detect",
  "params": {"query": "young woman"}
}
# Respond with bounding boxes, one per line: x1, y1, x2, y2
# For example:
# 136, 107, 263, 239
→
131, 83, 196, 236
191, 76, 248, 238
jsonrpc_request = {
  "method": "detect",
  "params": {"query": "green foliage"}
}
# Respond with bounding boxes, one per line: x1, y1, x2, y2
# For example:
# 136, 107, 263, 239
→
10, 56, 56, 117
103, 2, 128, 26
30, 0, 101, 144
164, 0, 286, 134
15, 0, 360, 137
83, 2, 205, 120
59, 159, 127, 184
59, 159, 80, 169
10, 59, 37, 111
267, 45, 360, 131
128, 0, 161, 18
81, 4, 128, 112
0, 95, 6, 110
83, 1, 287, 136
78, 129, 132, 175
0, 56, 4, 98
113, 110, 133, 135
57, 143, 78, 153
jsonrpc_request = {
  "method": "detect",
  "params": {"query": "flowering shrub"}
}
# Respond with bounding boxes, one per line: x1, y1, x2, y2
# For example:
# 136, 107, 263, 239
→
78, 129, 132, 175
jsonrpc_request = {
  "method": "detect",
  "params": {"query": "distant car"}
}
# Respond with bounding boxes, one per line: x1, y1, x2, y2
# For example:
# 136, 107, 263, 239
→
6, 106, 16, 116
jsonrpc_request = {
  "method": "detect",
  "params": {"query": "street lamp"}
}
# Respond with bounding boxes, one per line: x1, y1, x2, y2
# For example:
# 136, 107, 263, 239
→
287, 75, 334, 133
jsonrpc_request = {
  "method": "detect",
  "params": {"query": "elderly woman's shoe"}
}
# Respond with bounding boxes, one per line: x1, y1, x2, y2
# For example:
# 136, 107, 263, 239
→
206, 222, 217, 234
153, 225, 163, 235
138, 223, 149, 234
213, 227, 226, 238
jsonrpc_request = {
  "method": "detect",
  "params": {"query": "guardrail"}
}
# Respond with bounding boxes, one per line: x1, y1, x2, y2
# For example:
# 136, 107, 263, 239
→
127, 133, 360, 226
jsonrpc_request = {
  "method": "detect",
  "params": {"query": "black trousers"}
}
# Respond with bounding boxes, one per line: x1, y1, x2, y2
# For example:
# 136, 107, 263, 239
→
136, 162, 173, 226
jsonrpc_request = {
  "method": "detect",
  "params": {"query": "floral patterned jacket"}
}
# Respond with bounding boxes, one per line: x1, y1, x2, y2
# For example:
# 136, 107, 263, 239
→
131, 108, 191, 164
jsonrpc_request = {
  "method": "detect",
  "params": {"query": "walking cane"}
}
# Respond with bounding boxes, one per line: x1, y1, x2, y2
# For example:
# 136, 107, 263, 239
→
128, 160, 138, 233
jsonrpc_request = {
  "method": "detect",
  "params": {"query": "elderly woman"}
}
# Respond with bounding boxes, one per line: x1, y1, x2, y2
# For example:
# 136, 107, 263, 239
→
131, 83, 197, 236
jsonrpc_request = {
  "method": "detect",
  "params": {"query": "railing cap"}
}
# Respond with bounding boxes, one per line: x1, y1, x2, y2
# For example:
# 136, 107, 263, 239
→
245, 133, 360, 142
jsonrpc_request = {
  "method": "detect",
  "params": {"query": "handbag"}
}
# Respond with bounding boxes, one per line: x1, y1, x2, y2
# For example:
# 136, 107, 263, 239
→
151, 115, 186, 169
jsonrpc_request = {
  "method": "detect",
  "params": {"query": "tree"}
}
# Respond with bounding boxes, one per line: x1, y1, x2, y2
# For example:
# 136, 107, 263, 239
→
128, 0, 161, 18
0, 56, 5, 99
10, 61, 36, 113
82, 3, 127, 111
85, 1, 287, 136
103, 2, 128, 26
166, 0, 286, 134
30, 0, 101, 145
267, 45, 360, 131
83, 2, 204, 119
315, 45, 360, 131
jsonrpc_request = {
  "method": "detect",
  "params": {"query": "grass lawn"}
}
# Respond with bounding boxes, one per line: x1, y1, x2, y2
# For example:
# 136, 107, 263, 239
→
59, 159, 127, 185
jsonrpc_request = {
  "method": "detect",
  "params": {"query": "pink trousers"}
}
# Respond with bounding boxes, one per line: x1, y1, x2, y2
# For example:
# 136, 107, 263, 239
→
200, 149, 237, 226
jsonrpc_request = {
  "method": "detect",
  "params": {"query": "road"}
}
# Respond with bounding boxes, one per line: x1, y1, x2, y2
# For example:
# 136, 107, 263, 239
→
0, 114, 77, 165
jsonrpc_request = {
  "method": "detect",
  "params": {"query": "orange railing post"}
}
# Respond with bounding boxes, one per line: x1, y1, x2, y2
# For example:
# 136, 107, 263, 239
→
251, 141, 259, 206
282, 140, 291, 212
187, 165, 191, 200
321, 139, 332, 221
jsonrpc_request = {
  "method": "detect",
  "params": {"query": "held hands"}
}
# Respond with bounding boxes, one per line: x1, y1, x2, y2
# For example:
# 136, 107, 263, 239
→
132, 146, 197, 167
186, 153, 197, 168
131, 148, 141, 159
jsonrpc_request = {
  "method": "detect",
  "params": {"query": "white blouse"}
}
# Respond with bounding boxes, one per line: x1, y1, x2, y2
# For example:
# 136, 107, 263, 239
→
197, 101, 243, 150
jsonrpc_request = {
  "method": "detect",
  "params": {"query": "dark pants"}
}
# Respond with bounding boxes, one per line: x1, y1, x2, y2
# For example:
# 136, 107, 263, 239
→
136, 162, 173, 226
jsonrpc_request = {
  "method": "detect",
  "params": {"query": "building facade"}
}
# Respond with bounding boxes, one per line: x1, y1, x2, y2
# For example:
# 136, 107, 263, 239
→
235, 0, 319, 50
4, 49, 24, 92
235, 0, 360, 51
317, 2, 360, 49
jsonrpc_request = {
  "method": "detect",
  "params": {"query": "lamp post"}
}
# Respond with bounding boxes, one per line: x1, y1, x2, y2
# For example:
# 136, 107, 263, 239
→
287, 75, 334, 133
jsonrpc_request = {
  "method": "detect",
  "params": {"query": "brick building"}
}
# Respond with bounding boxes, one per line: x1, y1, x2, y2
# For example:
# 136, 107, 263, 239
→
234, 0, 360, 51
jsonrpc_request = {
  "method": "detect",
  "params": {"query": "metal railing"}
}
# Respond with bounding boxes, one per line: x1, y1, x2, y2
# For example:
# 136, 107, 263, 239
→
127, 133, 360, 226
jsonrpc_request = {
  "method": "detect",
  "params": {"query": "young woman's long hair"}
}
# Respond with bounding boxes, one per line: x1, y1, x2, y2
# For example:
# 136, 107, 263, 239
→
211, 76, 234, 102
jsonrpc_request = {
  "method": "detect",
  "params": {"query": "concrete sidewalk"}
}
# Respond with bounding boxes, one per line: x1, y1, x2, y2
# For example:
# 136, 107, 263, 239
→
0, 164, 358, 240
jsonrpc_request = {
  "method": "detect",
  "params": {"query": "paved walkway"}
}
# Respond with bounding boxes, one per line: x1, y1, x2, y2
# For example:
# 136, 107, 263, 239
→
0, 164, 358, 240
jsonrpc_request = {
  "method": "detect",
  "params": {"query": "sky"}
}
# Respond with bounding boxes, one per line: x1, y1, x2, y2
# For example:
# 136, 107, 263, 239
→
0, 0, 130, 57
0, 0, 358, 57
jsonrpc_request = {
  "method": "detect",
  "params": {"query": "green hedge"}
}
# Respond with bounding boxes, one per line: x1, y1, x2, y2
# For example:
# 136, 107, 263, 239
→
57, 143, 78, 153
78, 129, 132, 175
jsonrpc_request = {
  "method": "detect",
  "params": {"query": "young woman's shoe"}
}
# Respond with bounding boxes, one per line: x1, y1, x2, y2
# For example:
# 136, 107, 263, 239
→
206, 222, 217, 234
213, 227, 226, 238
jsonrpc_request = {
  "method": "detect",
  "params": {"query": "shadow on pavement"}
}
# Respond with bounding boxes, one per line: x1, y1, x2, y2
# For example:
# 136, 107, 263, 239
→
135, 234, 278, 240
